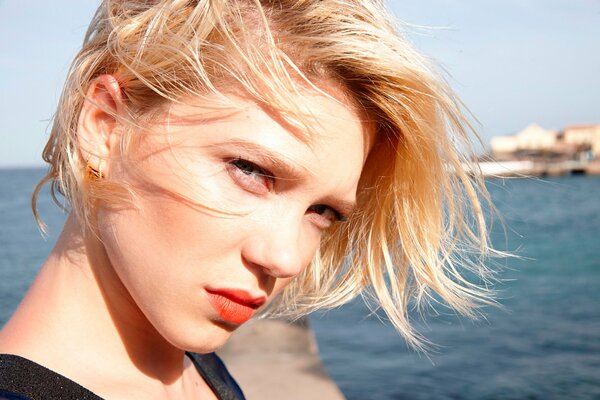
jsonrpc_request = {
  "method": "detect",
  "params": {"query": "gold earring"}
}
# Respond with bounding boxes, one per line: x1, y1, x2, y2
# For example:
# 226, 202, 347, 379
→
86, 158, 104, 179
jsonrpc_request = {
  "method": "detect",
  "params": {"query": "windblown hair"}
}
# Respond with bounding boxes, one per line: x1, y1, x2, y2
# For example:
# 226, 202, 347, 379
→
34, 0, 495, 349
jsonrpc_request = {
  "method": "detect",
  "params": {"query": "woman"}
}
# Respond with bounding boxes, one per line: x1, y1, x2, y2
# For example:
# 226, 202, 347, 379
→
0, 0, 493, 399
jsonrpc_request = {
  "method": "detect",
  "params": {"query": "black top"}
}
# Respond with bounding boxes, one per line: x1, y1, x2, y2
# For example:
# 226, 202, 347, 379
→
0, 353, 245, 400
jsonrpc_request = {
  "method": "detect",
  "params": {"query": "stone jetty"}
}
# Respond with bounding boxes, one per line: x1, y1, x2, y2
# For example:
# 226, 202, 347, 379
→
218, 317, 345, 400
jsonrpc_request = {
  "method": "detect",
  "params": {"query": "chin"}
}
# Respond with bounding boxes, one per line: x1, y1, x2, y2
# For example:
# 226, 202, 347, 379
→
165, 320, 238, 354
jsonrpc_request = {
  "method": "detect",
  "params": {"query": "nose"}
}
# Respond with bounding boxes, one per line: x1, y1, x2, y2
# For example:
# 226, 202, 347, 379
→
241, 209, 310, 279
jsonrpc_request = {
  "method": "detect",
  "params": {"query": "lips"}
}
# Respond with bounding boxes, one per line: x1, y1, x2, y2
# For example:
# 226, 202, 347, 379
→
205, 288, 266, 325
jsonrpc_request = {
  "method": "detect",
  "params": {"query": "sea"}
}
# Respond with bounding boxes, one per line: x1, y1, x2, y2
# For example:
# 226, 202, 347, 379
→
1, 168, 599, 400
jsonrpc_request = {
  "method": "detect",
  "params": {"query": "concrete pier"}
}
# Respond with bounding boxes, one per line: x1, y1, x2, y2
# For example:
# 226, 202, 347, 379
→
474, 160, 600, 178
217, 317, 345, 400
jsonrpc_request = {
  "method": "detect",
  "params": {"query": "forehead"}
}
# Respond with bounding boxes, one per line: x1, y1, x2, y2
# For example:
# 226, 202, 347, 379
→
170, 87, 369, 156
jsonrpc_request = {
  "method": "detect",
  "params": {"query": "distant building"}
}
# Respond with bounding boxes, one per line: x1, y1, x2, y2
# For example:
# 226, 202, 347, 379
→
491, 123, 558, 159
563, 124, 600, 157
484, 122, 600, 176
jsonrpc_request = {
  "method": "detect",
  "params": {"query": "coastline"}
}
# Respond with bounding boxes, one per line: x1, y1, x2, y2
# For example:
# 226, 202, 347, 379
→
467, 160, 600, 178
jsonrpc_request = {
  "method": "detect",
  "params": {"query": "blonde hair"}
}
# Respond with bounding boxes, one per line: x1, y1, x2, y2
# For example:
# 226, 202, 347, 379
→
34, 0, 495, 349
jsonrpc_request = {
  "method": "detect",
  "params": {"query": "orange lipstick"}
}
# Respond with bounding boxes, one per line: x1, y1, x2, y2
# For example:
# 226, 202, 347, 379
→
205, 288, 265, 324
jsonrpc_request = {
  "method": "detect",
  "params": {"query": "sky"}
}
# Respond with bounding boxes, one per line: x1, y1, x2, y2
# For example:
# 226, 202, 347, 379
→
1, 0, 599, 167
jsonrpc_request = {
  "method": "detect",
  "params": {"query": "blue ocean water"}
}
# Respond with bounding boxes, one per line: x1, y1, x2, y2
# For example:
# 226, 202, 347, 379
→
312, 176, 600, 399
1, 168, 599, 399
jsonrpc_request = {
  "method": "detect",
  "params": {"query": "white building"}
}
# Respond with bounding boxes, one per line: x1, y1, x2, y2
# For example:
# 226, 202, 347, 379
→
491, 123, 558, 158
564, 124, 600, 156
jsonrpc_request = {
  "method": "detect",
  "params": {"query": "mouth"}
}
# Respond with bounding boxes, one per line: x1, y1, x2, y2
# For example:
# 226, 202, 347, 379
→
205, 288, 267, 325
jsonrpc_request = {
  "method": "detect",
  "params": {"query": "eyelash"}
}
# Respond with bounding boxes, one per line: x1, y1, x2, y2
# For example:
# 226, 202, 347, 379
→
227, 158, 347, 224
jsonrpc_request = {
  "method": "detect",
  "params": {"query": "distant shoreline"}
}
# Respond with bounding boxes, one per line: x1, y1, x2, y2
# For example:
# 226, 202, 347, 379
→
0, 165, 46, 171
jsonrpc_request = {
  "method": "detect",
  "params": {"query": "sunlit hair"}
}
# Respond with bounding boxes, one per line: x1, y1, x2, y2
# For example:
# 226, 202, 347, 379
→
33, 0, 496, 349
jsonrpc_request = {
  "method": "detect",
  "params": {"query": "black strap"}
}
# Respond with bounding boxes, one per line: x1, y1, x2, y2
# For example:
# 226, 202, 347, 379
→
186, 352, 246, 400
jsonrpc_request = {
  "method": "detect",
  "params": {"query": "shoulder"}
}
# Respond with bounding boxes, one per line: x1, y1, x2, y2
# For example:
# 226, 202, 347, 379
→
0, 354, 102, 400
186, 352, 246, 400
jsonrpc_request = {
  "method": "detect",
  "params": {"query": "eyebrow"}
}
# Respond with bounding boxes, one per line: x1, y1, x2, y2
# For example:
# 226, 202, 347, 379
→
213, 139, 312, 180
213, 139, 358, 217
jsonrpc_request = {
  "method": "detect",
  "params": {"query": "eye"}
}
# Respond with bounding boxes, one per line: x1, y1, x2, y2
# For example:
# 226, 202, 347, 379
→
307, 204, 346, 230
227, 158, 274, 194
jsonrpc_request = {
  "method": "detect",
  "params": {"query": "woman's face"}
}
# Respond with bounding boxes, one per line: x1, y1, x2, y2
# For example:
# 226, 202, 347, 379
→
96, 86, 373, 352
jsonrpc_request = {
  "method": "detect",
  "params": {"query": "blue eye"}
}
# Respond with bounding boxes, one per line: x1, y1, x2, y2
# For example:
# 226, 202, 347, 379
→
307, 204, 346, 225
228, 158, 274, 194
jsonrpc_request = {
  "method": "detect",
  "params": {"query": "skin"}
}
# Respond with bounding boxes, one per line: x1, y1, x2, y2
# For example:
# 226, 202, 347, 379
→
0, 76, 374, 399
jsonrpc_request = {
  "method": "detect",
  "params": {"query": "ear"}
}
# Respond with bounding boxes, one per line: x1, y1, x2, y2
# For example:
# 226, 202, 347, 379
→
77, 74, 125, 177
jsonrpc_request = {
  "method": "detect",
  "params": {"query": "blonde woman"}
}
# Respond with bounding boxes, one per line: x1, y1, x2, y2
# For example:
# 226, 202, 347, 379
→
0, 1, 493, 399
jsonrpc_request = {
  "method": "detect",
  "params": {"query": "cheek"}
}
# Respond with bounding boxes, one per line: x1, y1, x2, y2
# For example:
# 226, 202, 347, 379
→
95, 203, 241, 352
96, 181, 261, 306
96, 206, 181, 303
